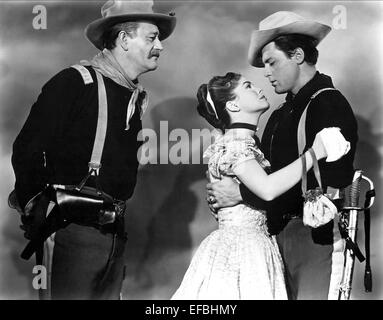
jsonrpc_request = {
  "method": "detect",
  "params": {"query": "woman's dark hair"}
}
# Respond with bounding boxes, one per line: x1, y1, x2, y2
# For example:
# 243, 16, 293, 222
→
197, 72, 241, 132
273, 34, 319, 65
102, 21, 139, 50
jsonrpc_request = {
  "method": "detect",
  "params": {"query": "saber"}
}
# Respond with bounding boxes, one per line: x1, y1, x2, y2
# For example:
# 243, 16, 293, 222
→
338, 170, 375, 300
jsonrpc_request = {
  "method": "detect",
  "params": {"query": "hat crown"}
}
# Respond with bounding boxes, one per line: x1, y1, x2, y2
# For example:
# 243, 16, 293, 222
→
101, 0, 154, 18
259, 11, 307, 31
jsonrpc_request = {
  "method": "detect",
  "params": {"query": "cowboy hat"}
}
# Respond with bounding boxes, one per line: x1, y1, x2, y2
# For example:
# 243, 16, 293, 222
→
85, 0, 177, 50
248, 11, 331, 67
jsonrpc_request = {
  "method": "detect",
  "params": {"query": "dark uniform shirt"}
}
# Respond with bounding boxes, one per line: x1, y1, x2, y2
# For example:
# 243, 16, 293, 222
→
241, 72, 358, 236
12, 66, 143, 209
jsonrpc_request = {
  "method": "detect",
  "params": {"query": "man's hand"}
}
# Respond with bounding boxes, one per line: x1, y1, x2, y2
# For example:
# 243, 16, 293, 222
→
206, 176, 243, 218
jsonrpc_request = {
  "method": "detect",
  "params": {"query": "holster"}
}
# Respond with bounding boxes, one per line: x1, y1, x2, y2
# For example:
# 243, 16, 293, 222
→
54, 185, 125, 227
18, 183, 126, 261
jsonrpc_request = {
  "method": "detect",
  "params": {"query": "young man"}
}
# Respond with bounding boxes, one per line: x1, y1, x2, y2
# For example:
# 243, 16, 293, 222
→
206, 11, 358, 299
11, 0, 176, 299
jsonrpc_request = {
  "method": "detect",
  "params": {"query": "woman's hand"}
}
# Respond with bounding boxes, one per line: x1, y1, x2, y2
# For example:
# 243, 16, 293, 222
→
312, 127, 351, 161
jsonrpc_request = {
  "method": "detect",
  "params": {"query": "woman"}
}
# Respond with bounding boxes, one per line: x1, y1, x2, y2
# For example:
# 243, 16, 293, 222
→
171, 72, 350, 300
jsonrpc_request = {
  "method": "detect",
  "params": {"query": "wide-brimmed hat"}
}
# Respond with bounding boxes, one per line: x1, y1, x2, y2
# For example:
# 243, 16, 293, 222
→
85, 0, 177, 50
248, 11, 331, 67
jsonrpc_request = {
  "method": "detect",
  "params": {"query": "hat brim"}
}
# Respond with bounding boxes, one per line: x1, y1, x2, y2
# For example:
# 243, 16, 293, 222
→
85, 13, 176, 50
248, 20, 331, 67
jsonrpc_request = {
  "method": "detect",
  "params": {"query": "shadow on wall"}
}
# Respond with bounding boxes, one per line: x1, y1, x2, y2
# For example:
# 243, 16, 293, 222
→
351, 115, 382, 299
122, 97, 214, 299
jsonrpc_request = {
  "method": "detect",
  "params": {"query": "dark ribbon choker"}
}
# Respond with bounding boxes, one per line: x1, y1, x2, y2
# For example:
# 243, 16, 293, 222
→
228, 122, 258, 132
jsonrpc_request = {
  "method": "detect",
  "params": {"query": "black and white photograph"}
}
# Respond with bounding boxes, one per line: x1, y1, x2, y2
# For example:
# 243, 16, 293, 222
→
0, 0, 381, 303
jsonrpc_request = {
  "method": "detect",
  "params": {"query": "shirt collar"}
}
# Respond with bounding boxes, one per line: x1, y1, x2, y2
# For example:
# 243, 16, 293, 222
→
285, 71, 334, 107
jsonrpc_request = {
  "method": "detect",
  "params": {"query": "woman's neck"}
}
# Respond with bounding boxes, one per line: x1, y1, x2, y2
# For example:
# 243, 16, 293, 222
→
226, 127, 255, 139
227, 113, 261, 136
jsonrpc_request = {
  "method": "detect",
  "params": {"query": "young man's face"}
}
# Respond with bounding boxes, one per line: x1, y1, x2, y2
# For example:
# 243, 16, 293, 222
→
261, 42, 300, 94
126, 21, 163, 75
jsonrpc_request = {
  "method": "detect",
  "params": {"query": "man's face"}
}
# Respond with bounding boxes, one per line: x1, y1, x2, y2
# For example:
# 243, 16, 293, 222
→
261, 42, 300, 94
126, 21, 163, 74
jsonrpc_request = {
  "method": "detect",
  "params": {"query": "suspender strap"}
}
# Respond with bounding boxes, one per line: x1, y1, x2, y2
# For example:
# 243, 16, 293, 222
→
75, 69, 108, 192
71, 65, 107, 173
90, 71, 108, 173
310, 148, 322, 189
301, 151, 307, 194
297, 88, 338, 156
297, 104, 308, 156
301, 148, 322, 194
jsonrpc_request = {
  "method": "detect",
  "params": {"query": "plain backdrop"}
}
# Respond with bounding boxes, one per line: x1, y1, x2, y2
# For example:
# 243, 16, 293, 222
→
0, 0, 381, 300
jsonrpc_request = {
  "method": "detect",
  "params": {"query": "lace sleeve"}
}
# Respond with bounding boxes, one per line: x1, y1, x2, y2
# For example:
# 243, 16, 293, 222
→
219, 138, 257, 176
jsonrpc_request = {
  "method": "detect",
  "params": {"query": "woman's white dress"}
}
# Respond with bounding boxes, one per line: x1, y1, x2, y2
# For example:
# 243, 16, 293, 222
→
172, 131, 288, 300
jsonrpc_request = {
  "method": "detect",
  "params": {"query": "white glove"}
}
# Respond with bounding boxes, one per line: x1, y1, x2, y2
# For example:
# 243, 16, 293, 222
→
318, 127, 351, 162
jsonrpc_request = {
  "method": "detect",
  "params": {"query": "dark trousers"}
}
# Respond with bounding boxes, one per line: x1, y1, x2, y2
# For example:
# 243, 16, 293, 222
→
276, 218, 341, 300
51, 223, 126, 300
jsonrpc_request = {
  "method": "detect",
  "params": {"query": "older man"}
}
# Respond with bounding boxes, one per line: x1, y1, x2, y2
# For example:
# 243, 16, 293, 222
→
11, 0, 176, 299
207, 11, 358, 299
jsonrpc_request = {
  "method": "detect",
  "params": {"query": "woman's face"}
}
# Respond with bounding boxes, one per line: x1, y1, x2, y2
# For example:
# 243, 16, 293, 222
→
232, 76, 270, 114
